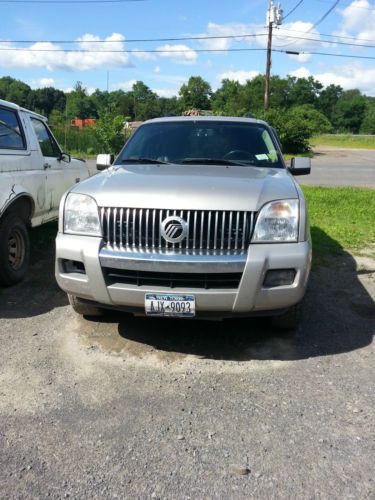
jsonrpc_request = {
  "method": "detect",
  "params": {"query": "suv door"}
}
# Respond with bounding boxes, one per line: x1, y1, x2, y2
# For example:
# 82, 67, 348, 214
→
30, 117, 64, 215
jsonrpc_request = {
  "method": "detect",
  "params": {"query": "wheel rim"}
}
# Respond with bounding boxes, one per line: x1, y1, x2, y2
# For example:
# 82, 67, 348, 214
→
8, 228, 25, 271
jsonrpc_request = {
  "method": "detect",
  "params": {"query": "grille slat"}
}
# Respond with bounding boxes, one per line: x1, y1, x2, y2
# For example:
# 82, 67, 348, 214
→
101, 207, 255, 254
104, 269, 242, 289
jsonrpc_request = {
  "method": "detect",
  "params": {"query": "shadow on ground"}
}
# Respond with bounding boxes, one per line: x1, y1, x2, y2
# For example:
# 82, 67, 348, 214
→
0, 222, 68, 318
1, 225, 374, 361
95, 228, 374, 361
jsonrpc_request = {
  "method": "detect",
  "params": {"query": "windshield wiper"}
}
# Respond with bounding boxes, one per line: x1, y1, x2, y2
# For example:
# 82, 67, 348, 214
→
176, 158, 246, 166
120, 157, 168, 164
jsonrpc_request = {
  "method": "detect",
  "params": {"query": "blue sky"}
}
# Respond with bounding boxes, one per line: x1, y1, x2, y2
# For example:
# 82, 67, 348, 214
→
1, 0, 375, 96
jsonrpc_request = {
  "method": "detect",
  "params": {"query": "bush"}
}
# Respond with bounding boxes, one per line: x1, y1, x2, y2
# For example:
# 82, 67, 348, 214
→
290, 104, 332, 134
257, 108, 312, 153
92, 114, 126, 155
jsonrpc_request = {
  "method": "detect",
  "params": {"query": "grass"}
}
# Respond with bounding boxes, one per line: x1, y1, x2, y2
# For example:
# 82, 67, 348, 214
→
312, 134, 375, 150
302, 186, 375, 262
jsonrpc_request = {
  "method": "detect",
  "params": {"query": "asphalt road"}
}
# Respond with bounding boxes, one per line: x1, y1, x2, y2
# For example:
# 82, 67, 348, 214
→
1, 235, 374, 497
86, 148, 375, 187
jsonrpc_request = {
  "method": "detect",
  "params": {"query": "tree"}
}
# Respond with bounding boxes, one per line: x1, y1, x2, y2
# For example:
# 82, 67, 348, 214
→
360, 100, 375, 134
66, 82, 97, 119
316, 84, 343, 124
27, 87, 66, 116
129, 81, 160, 120
92, 113, 125, 154
0, 76, 31, 107
179, 76, 212, 110
290, 104, 332, 134
286, 76, 323, 107
211, 79, 246, 116
331, 89, 367, 133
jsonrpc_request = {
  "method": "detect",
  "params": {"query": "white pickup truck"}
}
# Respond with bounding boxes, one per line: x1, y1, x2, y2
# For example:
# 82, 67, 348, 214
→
0, 99, 89, 286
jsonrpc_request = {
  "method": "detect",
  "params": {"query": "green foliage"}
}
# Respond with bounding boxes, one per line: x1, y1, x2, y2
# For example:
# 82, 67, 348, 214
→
179, 76, 212, 110
331, 89, 367, 133
92, 114, 126, 154
360, 105, 375, 134
290, 104, 332, 134
1, 75, 374, 156
53, 127, 99, 154
257, 108, 312, 153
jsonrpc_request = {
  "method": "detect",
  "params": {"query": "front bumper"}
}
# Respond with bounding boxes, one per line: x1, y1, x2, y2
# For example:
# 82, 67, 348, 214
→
55, 234, 312, 316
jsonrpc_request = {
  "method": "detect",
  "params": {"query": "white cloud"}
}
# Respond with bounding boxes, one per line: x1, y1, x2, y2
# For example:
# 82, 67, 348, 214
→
131, 49, 156, 61
154, 65, 161, 74
289, 67, 311, 79
288, 63, 375, 95
216, 69, 260, 84
0, 33, 132, 71
153, 88, 178, 98
337, 0, 375, 41
29, 77, 55, 88
112, 79, 137, 92
315, 64, 375, 96
156, 44, 197, 64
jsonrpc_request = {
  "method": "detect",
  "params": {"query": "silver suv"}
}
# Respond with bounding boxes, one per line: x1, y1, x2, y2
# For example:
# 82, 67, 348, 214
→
55, 117, 312, 328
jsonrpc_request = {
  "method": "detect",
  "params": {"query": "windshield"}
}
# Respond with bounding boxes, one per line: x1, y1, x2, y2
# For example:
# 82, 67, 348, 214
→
116, 120, 284, 168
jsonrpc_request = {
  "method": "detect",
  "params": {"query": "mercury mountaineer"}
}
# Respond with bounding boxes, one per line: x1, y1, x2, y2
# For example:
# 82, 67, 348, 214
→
55, 116, 312, 329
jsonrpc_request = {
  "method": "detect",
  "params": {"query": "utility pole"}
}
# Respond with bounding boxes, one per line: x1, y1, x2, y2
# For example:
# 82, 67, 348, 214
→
264, 0, 283, 111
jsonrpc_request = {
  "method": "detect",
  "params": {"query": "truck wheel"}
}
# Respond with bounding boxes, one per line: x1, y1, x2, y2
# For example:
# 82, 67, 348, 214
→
68, 293, 103, 317
271, 303, 301, 330
0, 213, 30, 286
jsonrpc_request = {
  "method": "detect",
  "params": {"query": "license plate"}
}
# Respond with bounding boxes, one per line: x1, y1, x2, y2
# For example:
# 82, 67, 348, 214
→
145, 293, 195, 317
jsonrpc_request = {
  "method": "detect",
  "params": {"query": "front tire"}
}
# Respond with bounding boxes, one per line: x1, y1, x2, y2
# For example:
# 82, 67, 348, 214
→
0, 214, 30, 286
68, 293, 103, 317
271, 303, 301, 330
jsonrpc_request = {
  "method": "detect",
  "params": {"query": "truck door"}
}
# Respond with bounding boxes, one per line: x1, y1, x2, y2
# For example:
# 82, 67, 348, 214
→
30, 117, 65, 216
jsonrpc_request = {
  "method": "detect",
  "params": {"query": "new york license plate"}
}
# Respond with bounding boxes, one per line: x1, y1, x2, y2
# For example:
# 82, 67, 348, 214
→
145, 293, 196, 317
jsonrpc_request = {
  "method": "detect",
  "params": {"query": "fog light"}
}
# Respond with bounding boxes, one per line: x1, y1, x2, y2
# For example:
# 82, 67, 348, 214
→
61, 259, 86, 275
263, 269, 296, 287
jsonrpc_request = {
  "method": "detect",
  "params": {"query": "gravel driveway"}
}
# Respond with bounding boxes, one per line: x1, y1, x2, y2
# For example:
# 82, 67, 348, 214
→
1, 231, 374, 498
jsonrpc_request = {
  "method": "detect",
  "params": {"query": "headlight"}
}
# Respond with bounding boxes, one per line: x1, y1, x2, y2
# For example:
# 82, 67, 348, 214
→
252, 199, 299, 242
64, 193, 102, 236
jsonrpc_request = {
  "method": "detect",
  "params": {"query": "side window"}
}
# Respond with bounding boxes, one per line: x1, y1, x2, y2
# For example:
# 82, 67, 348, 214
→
0, 108, 26, 150
31, 118, 61, 158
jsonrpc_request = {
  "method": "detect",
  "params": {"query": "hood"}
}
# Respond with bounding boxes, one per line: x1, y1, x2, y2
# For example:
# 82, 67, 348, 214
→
71, 163, 298, 212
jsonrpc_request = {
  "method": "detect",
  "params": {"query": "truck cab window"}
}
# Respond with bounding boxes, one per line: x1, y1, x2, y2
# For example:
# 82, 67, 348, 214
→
0, 108, 26, 150
31, 118, 61, 158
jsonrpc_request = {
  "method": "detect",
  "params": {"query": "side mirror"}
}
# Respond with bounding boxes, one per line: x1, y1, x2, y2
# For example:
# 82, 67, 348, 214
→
60, 152, 71, 163
96, 153, 114, 171
289, 157, 311, 176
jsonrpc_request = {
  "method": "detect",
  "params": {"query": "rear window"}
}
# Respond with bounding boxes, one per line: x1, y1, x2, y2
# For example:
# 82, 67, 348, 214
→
0, 108, 26, 150
117, 120, 283, 168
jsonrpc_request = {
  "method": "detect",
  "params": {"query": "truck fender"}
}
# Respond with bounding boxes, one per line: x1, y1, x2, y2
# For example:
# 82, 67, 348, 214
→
0, 184, 35, 220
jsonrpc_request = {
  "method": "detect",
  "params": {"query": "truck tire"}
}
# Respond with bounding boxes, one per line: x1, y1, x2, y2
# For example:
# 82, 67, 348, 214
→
68, 293, 103, 317
0, 213, 30, 286
271, 303, 301, 330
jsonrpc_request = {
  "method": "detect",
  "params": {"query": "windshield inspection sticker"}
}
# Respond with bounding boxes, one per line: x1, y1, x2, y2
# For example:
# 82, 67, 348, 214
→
255, 154, 269, 161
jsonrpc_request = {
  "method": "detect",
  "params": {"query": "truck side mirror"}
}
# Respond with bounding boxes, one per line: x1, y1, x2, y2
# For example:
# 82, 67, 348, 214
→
289, 157, 311, 176
96, 154, 114, 171
60, 152, 71, 163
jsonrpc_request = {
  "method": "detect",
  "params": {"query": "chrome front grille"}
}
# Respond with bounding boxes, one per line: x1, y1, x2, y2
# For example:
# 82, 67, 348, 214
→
100, 208, 255, 253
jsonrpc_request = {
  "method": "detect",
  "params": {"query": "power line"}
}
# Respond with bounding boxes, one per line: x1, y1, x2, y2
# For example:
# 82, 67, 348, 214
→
1, 45, 375, 60
283, 0, 304, 20
4, 26, 375, 46
309, 0, 340, 31
274, 0, 340, 48
316, 0, 375, 10
1, 33, 270, 44
276, 27, 375, 44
